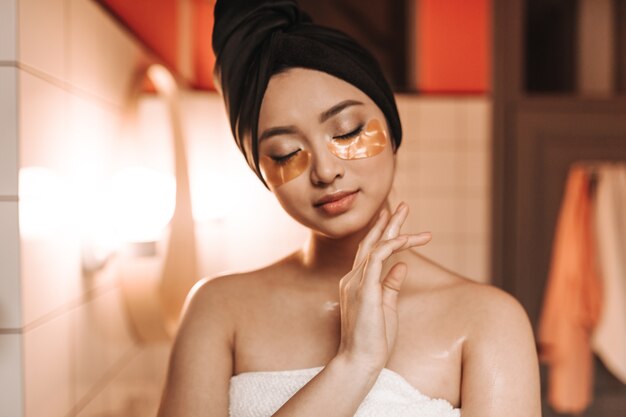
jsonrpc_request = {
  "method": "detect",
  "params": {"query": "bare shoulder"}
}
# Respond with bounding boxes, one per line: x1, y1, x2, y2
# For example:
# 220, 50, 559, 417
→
450, 281, 540, 416
158, 255, 298, 417
408, 250, 532, 334
181, 251, 300, 327
452, 281, 534, 343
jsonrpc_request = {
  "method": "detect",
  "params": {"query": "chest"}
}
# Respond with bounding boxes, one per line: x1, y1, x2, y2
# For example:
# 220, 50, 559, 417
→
232, 292, 465, 407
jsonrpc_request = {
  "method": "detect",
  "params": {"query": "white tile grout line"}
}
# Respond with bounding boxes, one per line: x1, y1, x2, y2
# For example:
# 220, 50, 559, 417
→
66, 344, 142, 417
22, 280, 119, 333
8, 60, 125, 113
21, 61, 124, 111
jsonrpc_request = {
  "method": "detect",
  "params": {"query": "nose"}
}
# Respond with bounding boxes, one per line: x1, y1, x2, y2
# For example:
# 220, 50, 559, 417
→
309, 144, 344, 186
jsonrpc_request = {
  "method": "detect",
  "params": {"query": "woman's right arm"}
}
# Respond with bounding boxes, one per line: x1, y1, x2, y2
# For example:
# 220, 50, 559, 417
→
157, 276, 235, 417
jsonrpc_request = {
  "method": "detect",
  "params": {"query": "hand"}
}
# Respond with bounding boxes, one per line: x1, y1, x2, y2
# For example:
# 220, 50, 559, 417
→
335, 202, 432, 373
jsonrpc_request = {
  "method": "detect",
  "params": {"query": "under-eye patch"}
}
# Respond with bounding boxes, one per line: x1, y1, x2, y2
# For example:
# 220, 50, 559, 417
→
259, 149, 311, 187
328, 119, 387, 160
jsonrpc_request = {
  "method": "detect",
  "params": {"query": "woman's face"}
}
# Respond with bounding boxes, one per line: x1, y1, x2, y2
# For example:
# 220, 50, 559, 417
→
257, 68, 396, 238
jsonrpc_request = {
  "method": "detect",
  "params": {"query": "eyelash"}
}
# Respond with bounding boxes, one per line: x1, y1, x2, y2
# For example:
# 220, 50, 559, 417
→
269, 124, 364, 163
334, 124, 364, 140
271, 149, 300, 165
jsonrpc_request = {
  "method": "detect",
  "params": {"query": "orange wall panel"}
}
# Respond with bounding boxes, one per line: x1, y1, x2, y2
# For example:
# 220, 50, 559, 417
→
417, 0, 491, 94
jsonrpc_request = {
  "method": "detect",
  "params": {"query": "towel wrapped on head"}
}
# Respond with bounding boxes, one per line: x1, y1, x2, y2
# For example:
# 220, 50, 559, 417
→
212, 0, 402, 187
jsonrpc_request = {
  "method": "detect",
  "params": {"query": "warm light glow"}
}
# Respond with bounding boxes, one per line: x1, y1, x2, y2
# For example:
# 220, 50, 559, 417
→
106, 166, 176, 243
148, 64, 177, 96
19, 167, 70, 240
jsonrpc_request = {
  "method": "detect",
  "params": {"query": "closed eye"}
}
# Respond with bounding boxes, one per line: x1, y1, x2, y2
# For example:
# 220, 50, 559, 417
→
334, 125, 364, 140
271, 149, 301, 164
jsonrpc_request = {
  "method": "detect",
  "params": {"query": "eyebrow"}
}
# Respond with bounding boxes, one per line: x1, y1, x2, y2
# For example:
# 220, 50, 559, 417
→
258, 99, 364, 142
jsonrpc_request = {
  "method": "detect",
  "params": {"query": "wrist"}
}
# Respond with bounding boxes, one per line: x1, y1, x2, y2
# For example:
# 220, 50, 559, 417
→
329, 353, 383, 382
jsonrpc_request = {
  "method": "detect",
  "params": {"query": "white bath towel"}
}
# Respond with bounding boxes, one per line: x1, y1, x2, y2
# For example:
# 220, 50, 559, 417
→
229, 367, 461, 417
592, 163, 626, 384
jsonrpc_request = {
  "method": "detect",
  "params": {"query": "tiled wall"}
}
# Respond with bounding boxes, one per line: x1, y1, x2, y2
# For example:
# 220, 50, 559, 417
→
0, 1, 492, 416
394, 95, 492, 282
1, 0, 24, 416
0, 0, 162, 416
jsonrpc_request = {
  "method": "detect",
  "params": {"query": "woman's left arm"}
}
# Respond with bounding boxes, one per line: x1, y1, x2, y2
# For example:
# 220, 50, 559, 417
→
460, 286, 542, 417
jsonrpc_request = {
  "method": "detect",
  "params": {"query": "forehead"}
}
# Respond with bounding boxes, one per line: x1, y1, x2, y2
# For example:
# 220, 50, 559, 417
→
258, 68, 378, 128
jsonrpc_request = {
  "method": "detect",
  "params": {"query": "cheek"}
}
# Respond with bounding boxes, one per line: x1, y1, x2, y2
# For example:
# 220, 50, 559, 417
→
271, 178, 318, 227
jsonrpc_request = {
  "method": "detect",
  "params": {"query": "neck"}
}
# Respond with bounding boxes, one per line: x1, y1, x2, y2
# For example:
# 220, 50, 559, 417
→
299, 201, 392, 280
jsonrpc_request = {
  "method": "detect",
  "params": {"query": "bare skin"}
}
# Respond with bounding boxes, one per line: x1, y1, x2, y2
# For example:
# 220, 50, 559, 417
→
157, 69, 541, 417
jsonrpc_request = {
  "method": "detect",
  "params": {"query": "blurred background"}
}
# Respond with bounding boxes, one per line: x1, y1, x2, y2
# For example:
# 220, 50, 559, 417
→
0, 0, 624, 416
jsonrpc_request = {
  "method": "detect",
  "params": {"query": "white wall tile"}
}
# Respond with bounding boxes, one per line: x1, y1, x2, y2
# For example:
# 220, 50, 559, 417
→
107, 345, 169, 417
416, 99, 463, 150
0, 0, 17, 61
463, 196, 490, 238
74, 391, 111, 417
18, 0, 66, 80
19, 70, 68, 170
0, 334, 24, 417
18, 70, 86, 325
461, 242, 490, 283
461, 149, 490, 193
463, 98, 491, 149
68, 0, 145, 107
417, 196, 459, 237
21, 235, 82, 326
416, 150, 459, 192
415, 241, 461, 275
0, 202, 21, 329
395, 96, 421, 153
0, 67, 18, 196
74, 288, 136, 403
24, 314, 73, 417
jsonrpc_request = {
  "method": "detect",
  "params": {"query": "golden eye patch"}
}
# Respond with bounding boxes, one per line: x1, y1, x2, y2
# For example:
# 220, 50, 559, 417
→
328, 119, 387, 160
259, 149, 311, 187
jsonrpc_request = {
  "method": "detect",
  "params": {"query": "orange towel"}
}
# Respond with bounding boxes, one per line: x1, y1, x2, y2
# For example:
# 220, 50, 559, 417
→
538, 166, 603, 414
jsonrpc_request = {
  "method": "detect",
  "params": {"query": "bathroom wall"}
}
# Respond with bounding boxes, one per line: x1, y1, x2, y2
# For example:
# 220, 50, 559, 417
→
0, 0, 160, 416
394, 95, 491, 283
0, 1, 492, 416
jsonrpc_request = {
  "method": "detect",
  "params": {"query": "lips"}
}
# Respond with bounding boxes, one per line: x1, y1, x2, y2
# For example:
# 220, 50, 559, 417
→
314, 190, 359, 206
313, 189, 360, 216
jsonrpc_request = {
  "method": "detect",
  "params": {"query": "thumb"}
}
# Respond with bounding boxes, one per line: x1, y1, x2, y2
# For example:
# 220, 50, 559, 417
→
381, 262, 407, 309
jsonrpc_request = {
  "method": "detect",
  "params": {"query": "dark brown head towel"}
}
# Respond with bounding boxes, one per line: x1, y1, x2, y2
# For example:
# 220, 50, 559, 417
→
212, 0, 402, 186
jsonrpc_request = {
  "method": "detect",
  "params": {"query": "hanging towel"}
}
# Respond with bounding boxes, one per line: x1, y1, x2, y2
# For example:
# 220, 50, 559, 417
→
592, 163, 626, 384
538, 165, 603, 414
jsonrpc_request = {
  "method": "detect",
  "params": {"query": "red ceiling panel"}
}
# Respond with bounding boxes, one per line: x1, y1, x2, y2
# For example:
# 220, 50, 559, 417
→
417, 0, 491, 93
101, 0, 178, 70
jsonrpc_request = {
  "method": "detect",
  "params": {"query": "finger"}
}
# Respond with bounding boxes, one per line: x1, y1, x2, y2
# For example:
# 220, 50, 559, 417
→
396, 232, 432, 250
381, 203, 409, 241
382, 262, 407, 309
354, 209, 390, 267
361, 235, 409, 286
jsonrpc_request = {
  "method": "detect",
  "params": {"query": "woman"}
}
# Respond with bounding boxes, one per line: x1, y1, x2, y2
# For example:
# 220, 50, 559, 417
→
157, 1, 541, 416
